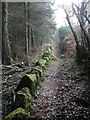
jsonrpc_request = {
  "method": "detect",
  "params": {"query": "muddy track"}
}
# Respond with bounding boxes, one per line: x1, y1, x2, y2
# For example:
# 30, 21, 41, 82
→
28, 58, 90, 120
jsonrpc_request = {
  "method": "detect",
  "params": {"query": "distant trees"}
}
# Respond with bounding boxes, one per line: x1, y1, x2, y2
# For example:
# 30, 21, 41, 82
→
24, 2, 31, 64
62, 0, 90, 63
58, 26, 72, 55
2, 2, 56, 65
58, 25, 75, 55
58, 26, 71, 40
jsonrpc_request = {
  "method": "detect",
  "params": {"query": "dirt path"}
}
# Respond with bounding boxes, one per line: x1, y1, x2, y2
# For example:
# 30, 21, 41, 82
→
29, 58, 90, 120
31, 59, 62, 119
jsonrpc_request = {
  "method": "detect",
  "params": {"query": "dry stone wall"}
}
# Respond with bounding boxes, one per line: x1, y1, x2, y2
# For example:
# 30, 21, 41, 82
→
3, 46, 57, 120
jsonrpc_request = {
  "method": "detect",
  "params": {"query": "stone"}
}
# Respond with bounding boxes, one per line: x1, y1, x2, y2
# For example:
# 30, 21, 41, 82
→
34, 59, 47, 70
46, 46, 52, 53
42, 51, 51, 59
31, 66, 44, 79
15, 87, 33, 111
3, 108, 26, 120
15, 74, 37, 95
42, 57, 49, 62
50, 54, 58, 60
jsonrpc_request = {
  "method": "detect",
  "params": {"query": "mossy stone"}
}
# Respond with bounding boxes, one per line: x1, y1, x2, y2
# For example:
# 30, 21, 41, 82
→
42, 51, 51, 60
34, 66, 45, 80
39, 59, 47, 65
46, 45, 52, 50
46, 47, 52, 53
34, 59, 47, 70
15, 74, 37, 95
3, 108, 26, 120
33, 71, 40, 82
29, 69, 41, 87
42, 57, 49, 62
15, 87, 33, 111
50, 54, 58, 60
31, 66, 44, 79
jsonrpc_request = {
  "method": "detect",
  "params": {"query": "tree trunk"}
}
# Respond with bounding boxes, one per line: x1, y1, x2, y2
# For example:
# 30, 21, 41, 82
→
62, 6, 83, 62
28, 3, 31, 54
24, 2, 29, 55
72, 4, 90, 49
24, 2, 32, 59
2, 2, 12, 65
63, 7, 79, 46
31, 29, 35, 47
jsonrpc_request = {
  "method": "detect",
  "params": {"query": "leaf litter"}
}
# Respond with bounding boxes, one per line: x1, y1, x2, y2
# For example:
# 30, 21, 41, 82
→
28, 58, 90, 120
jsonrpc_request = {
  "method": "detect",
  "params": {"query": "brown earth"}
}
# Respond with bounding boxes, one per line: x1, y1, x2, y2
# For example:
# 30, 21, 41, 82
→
2, 45, 90, 120
28, 58, 90, 120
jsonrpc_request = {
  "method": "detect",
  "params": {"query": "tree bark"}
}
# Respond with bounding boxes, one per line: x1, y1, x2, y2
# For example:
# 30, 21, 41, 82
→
72, 4, 90, 49
2, 2, 12, 65
24, 2, 29, 55
31, 28, 35, 47
28, 3, 31, 54
63, 7, 79, 46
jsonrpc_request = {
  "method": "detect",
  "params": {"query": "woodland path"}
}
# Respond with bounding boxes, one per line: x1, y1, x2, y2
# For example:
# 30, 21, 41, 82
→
29, 58, 90, 120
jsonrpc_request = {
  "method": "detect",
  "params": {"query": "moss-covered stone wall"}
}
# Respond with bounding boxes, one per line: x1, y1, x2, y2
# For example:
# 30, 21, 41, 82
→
3, 46, 57, 120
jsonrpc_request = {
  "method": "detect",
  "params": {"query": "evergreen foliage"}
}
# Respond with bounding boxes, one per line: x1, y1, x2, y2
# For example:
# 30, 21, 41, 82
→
58, 26, 71, 40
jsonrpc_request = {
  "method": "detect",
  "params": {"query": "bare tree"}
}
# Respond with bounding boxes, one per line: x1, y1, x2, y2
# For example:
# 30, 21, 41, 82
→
72, 3, 90, 49
62, 6, 79, 46
24, 2, 32, 64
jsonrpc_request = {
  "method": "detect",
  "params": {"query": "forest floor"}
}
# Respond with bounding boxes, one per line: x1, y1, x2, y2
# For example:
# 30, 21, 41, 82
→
2, 50, 90, 120
28, 57, 90, 120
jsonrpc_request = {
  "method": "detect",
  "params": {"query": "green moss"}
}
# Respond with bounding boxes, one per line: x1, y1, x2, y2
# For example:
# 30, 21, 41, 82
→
46, 47, 52, 53
15, 74, 37, 95
3, 108, 26, 120
31, 66, 44, 79
35, 66, 45, 80
31, 70, 40, 84
34, 59, 47, 70
15, 87, 33, 111
25, 74, 37, 94
50, 54, 58, 60
26, 68, 41, 86
42, 57, 49, 61
42, 51, 51, 60
39, 59, 47, 65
